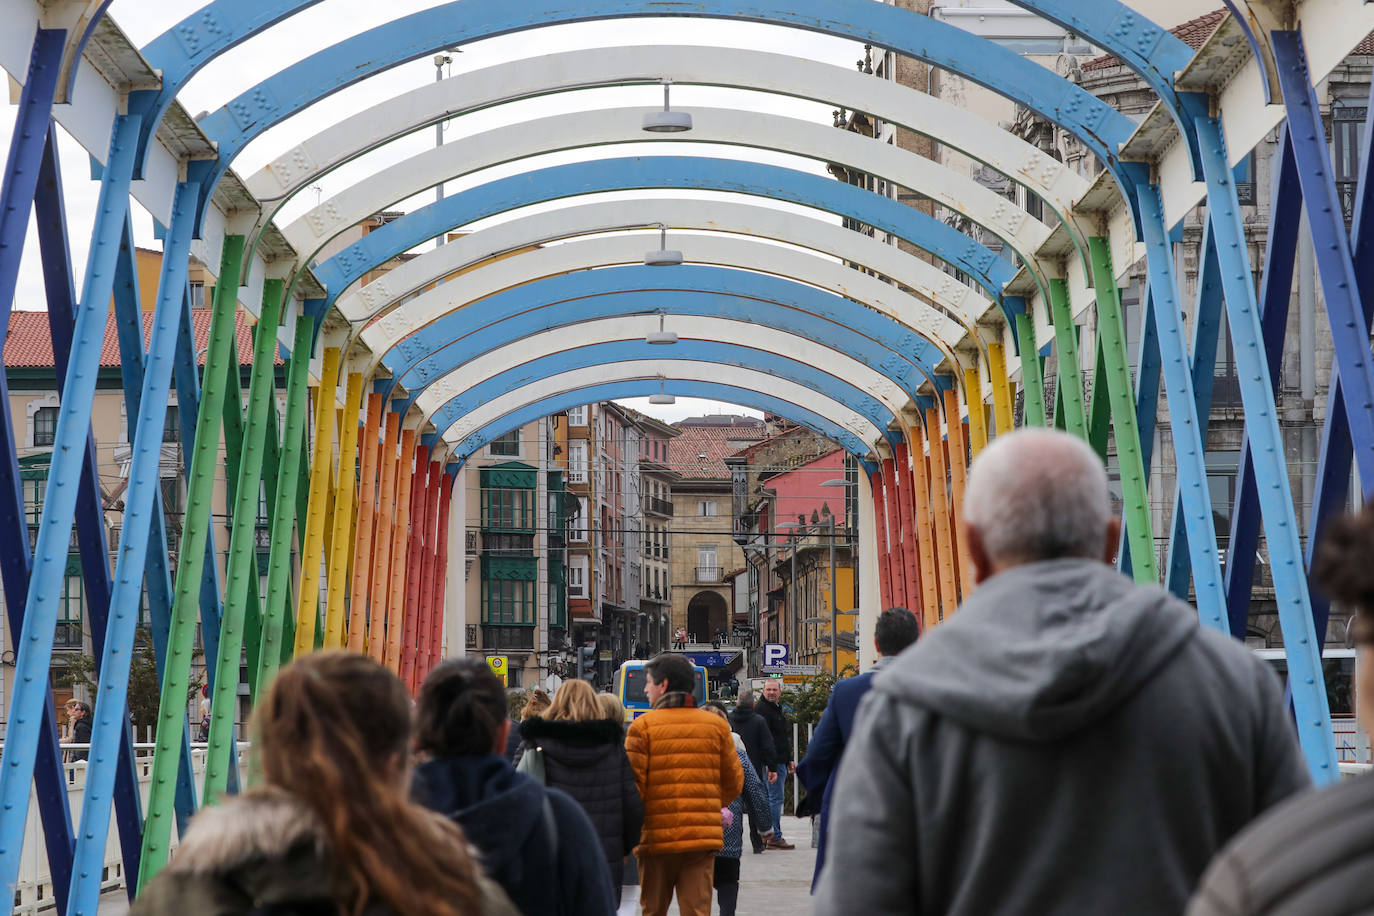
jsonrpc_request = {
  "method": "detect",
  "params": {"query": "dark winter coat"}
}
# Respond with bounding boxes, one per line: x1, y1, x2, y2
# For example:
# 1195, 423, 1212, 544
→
412, 754, 617, 916
756, 696, 791, 766
727, 706, 777, 778
1186, 772, 1374, 916
720, 737, 772, 860
796, 656, 893, 892
69, 715, 91, 762
517, 717, 643, 895
814, 558, 1310, 916
132, 787, 518, 916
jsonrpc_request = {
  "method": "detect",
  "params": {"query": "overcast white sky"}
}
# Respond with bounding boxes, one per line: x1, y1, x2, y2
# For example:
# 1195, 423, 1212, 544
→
2, 3, 880, 421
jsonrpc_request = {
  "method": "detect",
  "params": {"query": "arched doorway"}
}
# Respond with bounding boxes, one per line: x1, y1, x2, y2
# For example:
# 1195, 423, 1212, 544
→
687, 591, 730, 644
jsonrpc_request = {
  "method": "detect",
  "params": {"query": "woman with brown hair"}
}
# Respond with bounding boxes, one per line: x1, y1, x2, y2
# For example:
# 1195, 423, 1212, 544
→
517, 680, 643, 904
413, 659, 617, 916
133, 652, 516, 916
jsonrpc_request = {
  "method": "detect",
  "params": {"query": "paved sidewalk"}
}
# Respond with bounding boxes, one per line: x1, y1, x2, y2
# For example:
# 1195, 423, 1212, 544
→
620, 819, 819, 916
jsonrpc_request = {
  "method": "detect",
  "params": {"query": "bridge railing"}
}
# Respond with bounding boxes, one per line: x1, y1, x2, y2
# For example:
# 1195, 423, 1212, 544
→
6, 743, 250, 914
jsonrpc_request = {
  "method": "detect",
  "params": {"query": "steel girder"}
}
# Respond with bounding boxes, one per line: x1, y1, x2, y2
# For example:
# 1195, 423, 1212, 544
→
190, 0, 1136, 222
444, 374, 877, 467
285, 107, 1054, 300
241, 45, 1091, 261
336, 197, 995, 357
369, 234, 962, 385
409, 321, 908, 425
434, 344, 894, 448
313, 155, 1015, 313
387, 268, 940, 421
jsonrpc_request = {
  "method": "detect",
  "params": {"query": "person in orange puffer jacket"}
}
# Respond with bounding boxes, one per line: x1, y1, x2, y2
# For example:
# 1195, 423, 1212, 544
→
626, 653, 744, 916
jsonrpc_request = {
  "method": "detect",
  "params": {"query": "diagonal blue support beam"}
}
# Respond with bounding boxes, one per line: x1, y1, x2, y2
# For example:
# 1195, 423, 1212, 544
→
1223, 131, 1300, 637
1195, 115, 1336, 785
1134, 184, 1226, 629
0, 129, 79, 916
41, 168, 144, 910
1163, 219, 1224, 607
1272, 31, 1374, 499
0, 29, 65, 326
0, 111, 144, 892
1304, 73, 1374, 647
67, 181, 201, 913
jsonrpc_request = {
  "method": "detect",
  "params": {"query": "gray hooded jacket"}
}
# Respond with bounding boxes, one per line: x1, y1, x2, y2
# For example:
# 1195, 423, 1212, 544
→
814, 559, 1309, 916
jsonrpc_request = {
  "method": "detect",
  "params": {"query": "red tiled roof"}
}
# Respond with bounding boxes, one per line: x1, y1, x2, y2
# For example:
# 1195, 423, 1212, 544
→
4, 310, 279, 370
668, 422, 765, 480
1082, 9, 1225, 71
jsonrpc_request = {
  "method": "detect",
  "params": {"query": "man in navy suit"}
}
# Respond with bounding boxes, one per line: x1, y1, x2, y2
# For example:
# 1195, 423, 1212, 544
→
796, 607, 919, 891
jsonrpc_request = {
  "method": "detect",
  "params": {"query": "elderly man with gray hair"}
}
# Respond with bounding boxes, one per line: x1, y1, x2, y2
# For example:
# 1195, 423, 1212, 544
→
815, 429, 1309, 916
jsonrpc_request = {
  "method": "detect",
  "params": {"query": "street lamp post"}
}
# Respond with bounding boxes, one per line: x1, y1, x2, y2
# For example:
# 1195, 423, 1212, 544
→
777, 521, 800, 662
820, 478, 851, 676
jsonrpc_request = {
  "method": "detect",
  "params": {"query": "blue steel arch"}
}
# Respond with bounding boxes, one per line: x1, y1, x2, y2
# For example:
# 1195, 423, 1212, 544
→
448, 380, 877, 469
427, 341, 899, 440
314, 156, 1016, 315
380, 268, 945, 404
183, 0, 1139, 221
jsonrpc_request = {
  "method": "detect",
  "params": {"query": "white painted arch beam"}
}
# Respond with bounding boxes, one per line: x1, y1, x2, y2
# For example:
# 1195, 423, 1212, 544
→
411, 315, 912, 420
246, 44, 1091, 254
337, 198, 997, 334
358, 234, 967, 375
286, 106, 1055, 300
436, 361, 887, 450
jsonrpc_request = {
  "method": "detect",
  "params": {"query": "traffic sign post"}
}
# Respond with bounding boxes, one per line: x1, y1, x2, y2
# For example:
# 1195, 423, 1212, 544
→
486, 654, 508, 686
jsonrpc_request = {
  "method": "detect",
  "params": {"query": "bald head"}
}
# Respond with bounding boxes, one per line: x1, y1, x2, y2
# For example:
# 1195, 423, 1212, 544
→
962, 429, 1116, 577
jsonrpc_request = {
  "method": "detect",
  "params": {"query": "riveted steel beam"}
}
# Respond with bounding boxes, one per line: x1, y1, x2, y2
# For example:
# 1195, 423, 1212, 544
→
324, 373, 364, 648
348, 394, 383, 653
293, 347, 339, 657
369, 412, 401, 663
138, 233, 245, 887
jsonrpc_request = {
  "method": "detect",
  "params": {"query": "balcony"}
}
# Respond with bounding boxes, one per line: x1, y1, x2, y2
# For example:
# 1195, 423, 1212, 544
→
643, 495, 674, 517
695, 566, 721, 583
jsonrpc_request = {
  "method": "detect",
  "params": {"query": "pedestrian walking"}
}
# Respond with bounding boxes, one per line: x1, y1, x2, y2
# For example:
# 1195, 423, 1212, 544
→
755, 680, 795, 849
598, 692, 627, 728
133, 652, 516, 916
64, 700, 91, 763
797, 606, 918, 891
728, 691, 777, 854
703, 701, 772, 916
625, 653, 744, 916
517, 679, 643, 906
523, 687, 552, 720
1187, 504, 1374, 916
815, 428, 1309, 916
413, 658, 617, 916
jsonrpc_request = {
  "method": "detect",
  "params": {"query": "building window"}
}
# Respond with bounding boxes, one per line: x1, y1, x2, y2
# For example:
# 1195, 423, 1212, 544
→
489, 430, 521, 457
569, 559, 588, 598
189, 281, 206, 308
482, 487, 534, 531
698, 500, 717, 517
569, 441, 588, 483
697, 546, 719, 583
33, 407, 58, 448
56, 572, 83, 649
567, 405, 587, 426
569, 505, 587, 541
482, 577, 535, 625
1333, 103, 1366, 225
164, 405, 179, 443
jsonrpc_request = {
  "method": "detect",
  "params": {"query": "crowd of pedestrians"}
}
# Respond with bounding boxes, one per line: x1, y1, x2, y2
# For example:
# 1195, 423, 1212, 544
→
130, 425, 1374, 915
